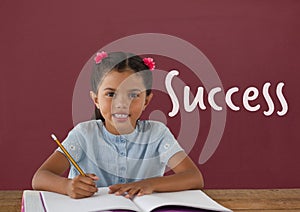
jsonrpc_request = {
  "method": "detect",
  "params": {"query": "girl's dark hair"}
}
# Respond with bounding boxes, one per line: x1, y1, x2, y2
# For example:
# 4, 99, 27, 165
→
91, 52, 153, 121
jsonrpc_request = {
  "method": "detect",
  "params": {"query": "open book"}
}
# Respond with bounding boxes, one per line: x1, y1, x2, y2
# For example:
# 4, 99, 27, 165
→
40, 187, 232, 212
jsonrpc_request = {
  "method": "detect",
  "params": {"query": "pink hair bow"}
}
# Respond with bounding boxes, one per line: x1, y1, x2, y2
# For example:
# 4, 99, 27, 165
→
143, 57, 155, 71
94, 51, 108, 64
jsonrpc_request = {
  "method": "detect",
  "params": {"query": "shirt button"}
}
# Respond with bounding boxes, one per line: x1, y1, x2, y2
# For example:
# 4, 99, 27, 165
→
164, 143, 170, 149
70, 145, 76, 150
120, 152, 126, 156
119, 178, 125, 183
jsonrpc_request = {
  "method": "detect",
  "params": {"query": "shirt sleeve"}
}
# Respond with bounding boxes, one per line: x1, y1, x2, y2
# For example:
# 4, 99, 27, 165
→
158, 124, 184, 165
56, 126, 84, 163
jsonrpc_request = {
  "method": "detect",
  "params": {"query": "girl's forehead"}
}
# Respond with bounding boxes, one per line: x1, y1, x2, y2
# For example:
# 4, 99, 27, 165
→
99, 70, 145, 89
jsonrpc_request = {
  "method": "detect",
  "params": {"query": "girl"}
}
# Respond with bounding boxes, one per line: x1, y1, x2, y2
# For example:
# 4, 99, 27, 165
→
32, 51, 204, 199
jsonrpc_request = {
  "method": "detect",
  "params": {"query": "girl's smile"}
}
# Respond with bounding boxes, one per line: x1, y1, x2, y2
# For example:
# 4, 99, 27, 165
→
112, 111, 131, 123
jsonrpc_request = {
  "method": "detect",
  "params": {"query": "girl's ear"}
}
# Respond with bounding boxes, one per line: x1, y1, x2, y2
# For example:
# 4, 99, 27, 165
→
90, 91, 100, 109
143, 92, 153, 111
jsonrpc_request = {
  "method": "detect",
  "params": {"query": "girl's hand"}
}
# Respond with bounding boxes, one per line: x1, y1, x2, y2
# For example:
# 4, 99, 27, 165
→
66, 173, 99, 199
109, 180, 154, 199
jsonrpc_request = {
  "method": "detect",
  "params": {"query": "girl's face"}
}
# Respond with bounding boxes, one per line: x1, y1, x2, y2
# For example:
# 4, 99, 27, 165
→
90, 69, 153, 135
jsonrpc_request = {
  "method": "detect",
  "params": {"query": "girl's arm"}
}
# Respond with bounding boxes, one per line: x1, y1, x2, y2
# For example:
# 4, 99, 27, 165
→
109, 151, 204, 198
150, 151, 204, 191
32, 151, 98, 198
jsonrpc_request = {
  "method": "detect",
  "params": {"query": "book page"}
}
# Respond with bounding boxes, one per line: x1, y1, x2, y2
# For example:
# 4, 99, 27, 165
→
133, 190, 232, 212
23, 190, 45, 212
41, 187, 140, 212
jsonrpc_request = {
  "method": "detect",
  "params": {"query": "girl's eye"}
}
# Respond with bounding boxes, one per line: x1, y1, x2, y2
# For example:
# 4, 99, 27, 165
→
129, 92, 139, 99
106, 92, 116, 97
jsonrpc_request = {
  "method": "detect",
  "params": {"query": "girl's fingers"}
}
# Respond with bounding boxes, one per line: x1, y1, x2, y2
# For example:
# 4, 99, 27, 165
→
137, 189, 144, 196
115, 186, 131, 196
78, 175, 98, 187
126, 187, 141, 199
71, 187, 96, 198
111, 185, 140, 198
109, 182, 152, 198
69, 175, 98, 198
86, 173, 100, 181
108, 184, 121, 193
82, 180, 98, 192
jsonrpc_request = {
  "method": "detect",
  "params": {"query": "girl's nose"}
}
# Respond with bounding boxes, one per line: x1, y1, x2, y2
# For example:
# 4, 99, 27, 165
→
113, 94, 130, 109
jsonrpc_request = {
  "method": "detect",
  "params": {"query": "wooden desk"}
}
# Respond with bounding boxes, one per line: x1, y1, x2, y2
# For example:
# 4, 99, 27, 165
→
0, 190, 23, 212
1, 189, 300, 212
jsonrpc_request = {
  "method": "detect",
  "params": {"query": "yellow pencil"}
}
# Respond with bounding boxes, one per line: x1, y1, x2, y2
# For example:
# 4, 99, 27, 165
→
51, 134, 86, 177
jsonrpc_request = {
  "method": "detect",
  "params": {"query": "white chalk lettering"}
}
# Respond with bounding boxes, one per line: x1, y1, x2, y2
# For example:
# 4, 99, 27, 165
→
226, 87, 240, 111
276, 82, 288, 116
263, 82, 274, 116
165, 71, 288, 117
243, 87, 260, 112
184, 86, 206, 112
165, 70, 180, 117
208, 87, 222, 111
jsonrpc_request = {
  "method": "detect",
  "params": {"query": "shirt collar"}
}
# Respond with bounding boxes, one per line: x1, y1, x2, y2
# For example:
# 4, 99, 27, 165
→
100, 120, 140, 142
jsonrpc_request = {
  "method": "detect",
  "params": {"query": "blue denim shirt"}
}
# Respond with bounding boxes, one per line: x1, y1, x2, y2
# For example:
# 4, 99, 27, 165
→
58, 120, 183, 187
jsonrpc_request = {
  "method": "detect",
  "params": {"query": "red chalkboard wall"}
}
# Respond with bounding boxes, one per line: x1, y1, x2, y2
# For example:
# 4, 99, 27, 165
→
0, 0, 299, 189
